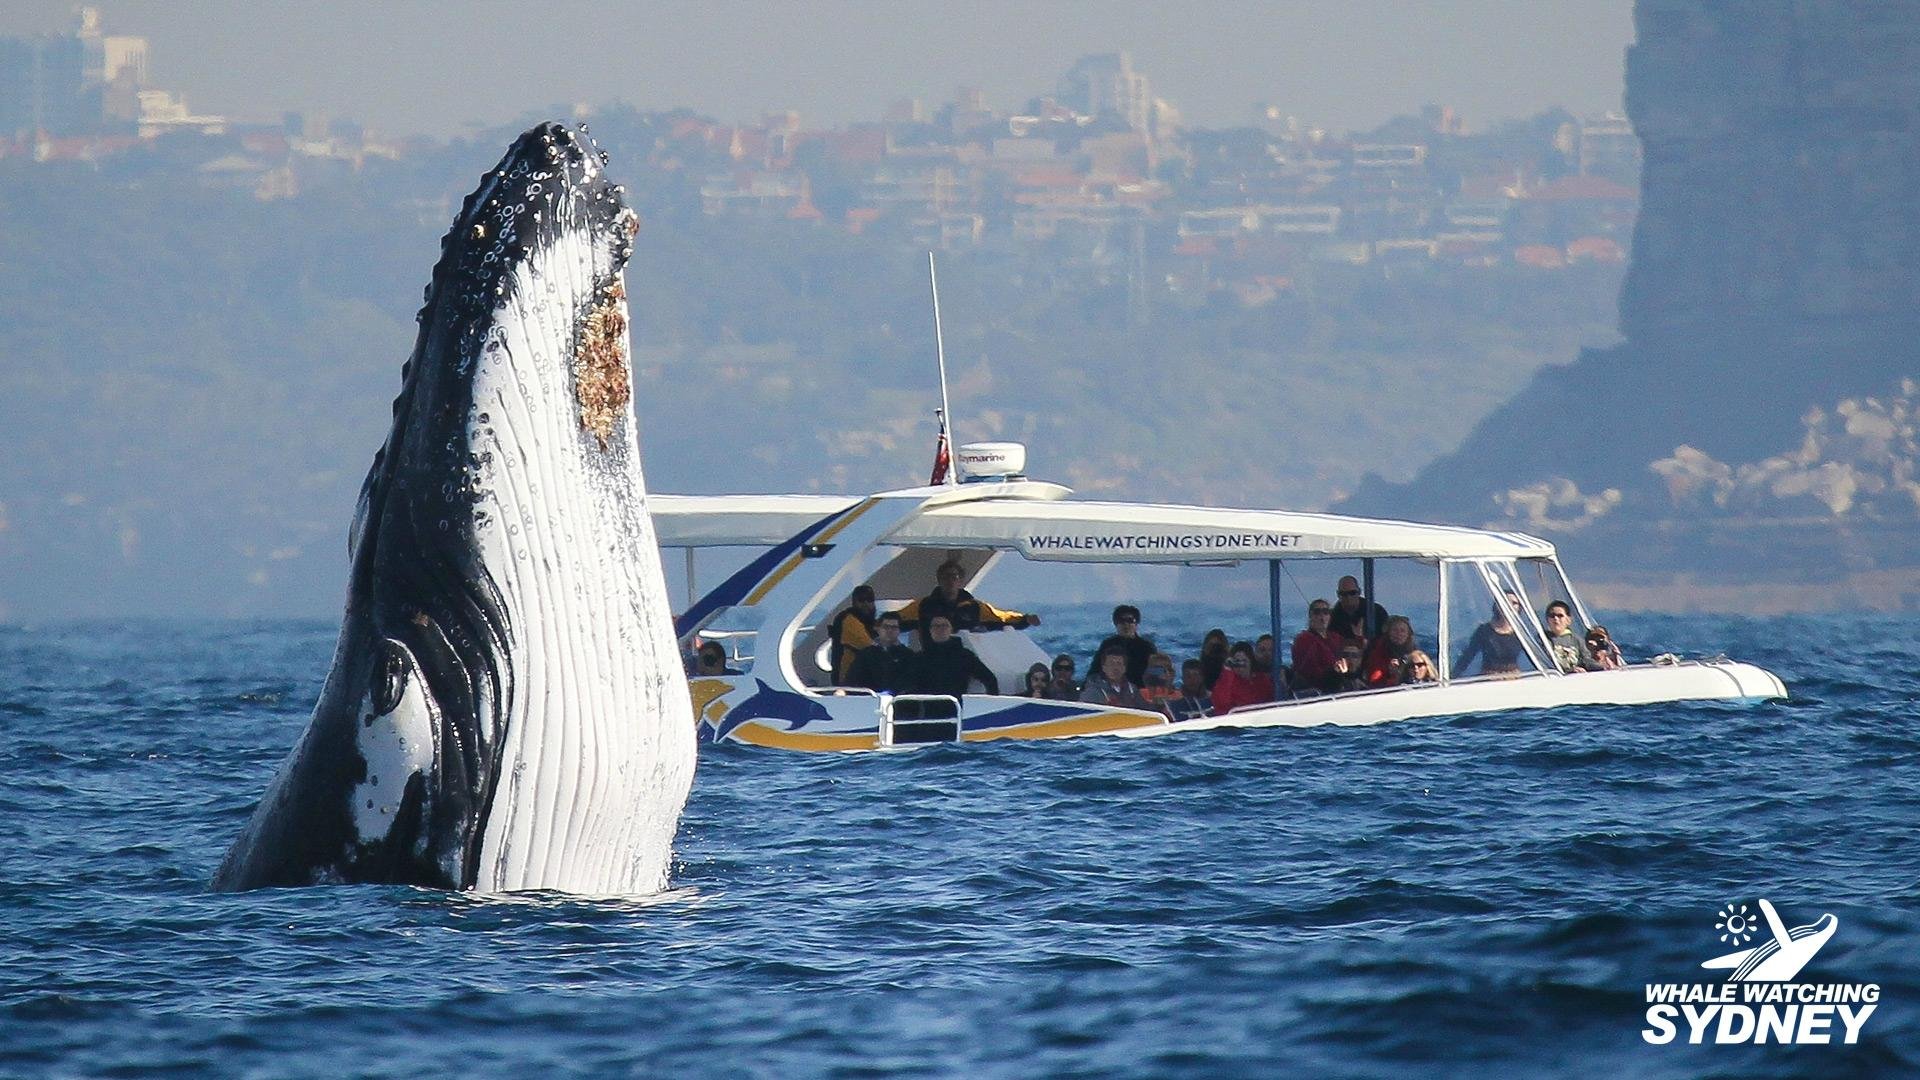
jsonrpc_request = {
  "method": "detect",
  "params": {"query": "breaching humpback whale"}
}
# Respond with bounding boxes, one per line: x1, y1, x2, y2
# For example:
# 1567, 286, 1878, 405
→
215, 123, 696, 893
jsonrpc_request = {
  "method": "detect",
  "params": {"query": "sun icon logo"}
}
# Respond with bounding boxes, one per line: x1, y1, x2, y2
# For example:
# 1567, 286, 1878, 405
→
1715, 902, 1757, 946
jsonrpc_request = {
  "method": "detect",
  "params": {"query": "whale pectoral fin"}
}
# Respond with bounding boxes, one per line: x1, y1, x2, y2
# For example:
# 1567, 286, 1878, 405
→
1702, 948, 1757, 970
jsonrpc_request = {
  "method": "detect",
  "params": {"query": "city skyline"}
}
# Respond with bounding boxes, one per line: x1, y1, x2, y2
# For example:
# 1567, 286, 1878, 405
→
0, 1, 1632, 137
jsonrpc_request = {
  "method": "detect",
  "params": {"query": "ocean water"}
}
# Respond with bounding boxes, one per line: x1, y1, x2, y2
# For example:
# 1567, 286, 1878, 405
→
1, 608, 1915, 1078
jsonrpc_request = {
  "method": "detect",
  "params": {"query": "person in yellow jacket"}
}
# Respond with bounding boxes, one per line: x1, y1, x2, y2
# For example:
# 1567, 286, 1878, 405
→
893, 560, 1041, 638
827, 584, 878, 684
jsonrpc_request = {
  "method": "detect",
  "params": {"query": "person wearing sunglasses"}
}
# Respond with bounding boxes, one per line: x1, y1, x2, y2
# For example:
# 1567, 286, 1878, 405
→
1404, 650, 1438, 684
1328, 575, 1390, 645
1091, 604, 1156, 686
1046, 653, 1081, 699
1542, 600, 1600, 673
1291, 599, 1346, 696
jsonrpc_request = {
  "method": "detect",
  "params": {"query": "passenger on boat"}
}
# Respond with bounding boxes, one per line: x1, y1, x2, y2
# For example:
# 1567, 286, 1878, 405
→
1291, 599, 1347, 696
1023, 662, 1053, 698
1210, 642, 1275, 714
1079, 648, 1147, 709
1364, 616, 1421, 688
1046, 653, 1081, 700
1252, 633, 1290, 698
1093, 604, 1156, 685
1198, 628, 1229, 689
1334, 644, 1369, 693
1166, 659, 1213, 721
1454, 598, 1525, 677
1585, 626, 1624, 670
695, 641, 741, 677
907, 614, 1000, 697
1543, 601, 1600, 673
826, 584, 877, 684
1405, 651, 1438, 684
1329, 575, 1390, 642
1139, 652, 1180, 711
896, 560, 1040, 637
848, 611, 915, 693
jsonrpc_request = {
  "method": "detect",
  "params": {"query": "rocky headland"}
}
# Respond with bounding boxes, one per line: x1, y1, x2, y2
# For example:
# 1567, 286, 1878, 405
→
1345, 0, 1920, 611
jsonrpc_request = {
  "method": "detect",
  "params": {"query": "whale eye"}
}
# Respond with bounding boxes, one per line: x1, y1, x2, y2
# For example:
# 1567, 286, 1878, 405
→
371, 641, 409, 715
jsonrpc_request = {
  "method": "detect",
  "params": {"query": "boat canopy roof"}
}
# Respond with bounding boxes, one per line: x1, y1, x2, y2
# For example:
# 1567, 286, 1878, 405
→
649, 490, 1556, 562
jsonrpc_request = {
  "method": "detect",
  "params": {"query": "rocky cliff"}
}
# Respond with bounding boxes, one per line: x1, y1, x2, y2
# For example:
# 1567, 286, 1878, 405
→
1345, 0, 1920, 610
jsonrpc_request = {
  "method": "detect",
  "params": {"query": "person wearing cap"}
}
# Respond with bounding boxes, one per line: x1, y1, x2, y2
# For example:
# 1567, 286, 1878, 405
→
827, 584, 877, 684
1091, 604, 1156, 685
1291, 599, 1347, 696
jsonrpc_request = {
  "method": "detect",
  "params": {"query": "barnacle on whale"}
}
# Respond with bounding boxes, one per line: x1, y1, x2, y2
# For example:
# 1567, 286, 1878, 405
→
574, 279, 630, 448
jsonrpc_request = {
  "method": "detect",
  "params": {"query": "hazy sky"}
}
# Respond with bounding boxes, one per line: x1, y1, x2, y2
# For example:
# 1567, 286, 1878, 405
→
4, 1, 1632, 137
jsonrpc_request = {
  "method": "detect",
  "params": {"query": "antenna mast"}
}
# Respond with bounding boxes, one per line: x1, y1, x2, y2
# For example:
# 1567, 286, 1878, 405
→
928, 251, 957, 486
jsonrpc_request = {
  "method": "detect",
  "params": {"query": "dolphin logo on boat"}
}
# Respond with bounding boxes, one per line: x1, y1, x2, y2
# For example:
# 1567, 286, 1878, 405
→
214, 122, 696, 894
1701, 899, 1838, 982
710, 679, 833, 743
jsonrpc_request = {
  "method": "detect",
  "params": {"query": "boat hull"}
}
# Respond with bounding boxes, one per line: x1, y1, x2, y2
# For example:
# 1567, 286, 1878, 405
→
693, 660, 1786, 752
1138, 660, 1786, 737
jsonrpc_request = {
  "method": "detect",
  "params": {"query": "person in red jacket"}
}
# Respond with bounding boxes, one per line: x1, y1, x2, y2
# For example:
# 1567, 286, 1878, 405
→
1210, 641, 1275, 714
1290, 598, 1349, 696
1364, 615, 1421, 688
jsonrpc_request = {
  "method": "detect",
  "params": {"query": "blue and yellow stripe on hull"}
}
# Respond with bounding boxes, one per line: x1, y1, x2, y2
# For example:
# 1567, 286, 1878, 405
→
713, 707, 1166, 751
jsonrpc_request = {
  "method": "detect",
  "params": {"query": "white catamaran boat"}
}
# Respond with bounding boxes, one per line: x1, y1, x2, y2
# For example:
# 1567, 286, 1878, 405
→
657, 444, 1786, 752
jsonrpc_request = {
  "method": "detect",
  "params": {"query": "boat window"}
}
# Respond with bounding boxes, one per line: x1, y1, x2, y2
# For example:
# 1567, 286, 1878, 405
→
694, 606, 764, 670
1519, 558, 1592, 634
1441, 562, 1546, 680
1517, 557, 1608, 669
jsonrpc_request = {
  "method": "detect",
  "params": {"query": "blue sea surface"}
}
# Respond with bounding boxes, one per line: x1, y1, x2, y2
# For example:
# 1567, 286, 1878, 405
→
1, 608, 1916, 1078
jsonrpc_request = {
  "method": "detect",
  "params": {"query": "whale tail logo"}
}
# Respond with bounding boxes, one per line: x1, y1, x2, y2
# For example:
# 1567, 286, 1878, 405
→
1700, 899, 1837, 982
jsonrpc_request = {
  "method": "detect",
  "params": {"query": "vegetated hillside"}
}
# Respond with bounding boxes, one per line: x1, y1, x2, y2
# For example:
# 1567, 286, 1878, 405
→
0, 131, 1621, 620
1342, 0, 1920, 609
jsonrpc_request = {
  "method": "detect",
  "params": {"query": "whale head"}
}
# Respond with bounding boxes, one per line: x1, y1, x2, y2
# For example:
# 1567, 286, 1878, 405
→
216, 123, 696, 894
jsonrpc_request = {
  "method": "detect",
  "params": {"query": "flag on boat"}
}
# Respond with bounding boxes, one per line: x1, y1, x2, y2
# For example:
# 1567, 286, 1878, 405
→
928, 409, 951, 485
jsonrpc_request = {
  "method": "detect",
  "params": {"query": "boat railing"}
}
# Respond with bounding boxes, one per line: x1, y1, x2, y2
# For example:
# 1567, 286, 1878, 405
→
880, 694, 964, 746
